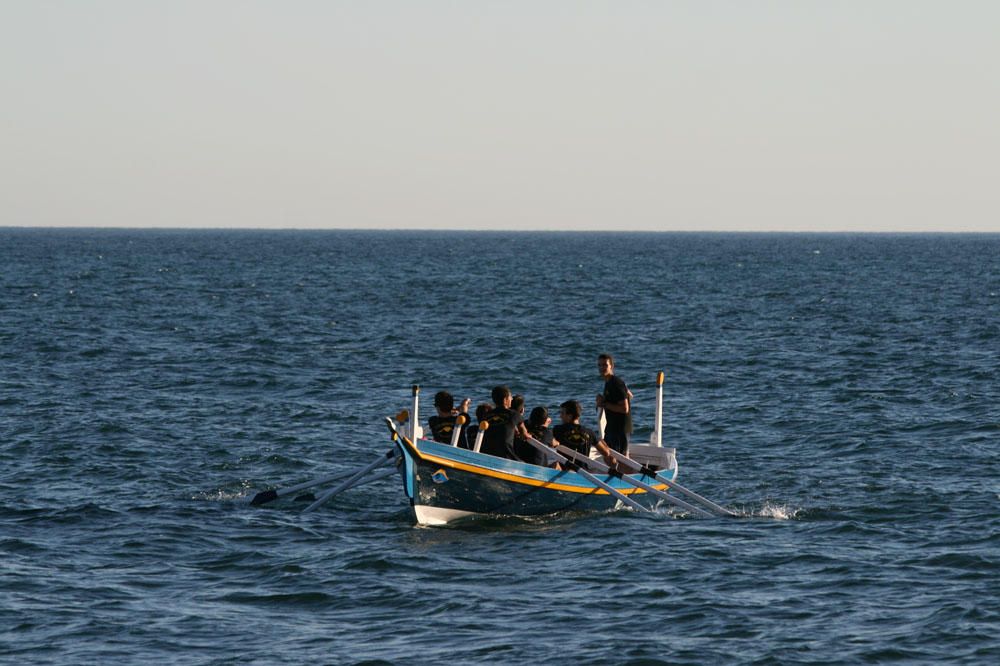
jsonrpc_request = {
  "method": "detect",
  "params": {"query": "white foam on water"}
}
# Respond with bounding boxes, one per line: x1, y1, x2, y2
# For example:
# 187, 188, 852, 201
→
193, 489, 246, 501
193, 480, 254, 502
756, 501, 799, 520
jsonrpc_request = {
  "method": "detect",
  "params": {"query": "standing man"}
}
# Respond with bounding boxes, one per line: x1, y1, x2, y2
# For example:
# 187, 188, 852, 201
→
595, 353, 632, 454
481, 385, 532, 461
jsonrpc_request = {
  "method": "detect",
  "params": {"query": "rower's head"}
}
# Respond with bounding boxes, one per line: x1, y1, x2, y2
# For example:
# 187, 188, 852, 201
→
475, 403, 493, 422
528, 406, 549, 428
597, 353, 615, 378
559, 399, 582, 424
434, 390, 454, 415
491, 385, 512, 409
511, 394, 525, 414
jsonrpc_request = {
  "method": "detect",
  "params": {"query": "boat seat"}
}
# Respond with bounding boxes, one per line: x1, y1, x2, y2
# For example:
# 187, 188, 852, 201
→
588, 443, 676, 472
625, 445, 676, 472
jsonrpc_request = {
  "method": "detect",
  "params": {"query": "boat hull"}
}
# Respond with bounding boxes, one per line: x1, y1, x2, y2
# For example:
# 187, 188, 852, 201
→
394, 435, 678, 526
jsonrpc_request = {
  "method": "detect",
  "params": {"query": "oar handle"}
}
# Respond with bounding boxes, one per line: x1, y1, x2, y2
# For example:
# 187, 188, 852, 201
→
449, 414, 467, 447
473, 420, 488, 453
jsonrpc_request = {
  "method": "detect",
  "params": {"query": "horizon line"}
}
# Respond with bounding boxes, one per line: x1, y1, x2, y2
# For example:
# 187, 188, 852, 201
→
3, 225, 999, 235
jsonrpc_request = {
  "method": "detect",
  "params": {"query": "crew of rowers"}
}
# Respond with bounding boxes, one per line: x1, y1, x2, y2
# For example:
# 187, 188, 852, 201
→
426, 354, 633, 471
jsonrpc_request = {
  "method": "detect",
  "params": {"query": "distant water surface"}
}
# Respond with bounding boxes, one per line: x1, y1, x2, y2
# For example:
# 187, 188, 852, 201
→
1, 229, 998, 664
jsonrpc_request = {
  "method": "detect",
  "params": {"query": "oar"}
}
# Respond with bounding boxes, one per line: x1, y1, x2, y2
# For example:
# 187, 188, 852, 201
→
472, 420, 488, 452
450, 414, 467, 447
608, 450, 737, 517
652, 370, 664, 447
554, 445, 713, 518
250, 469, 355, 507
523, 437, 649, 513
292, 465, 399, 502
410, 385, 420, 442
386, 414, 417, 448
302, 449, 398, 513
249, 448, 396, 507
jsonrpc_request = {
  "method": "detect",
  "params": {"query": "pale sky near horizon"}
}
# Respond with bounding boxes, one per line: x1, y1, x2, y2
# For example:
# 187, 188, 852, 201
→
2, 1, 998, 232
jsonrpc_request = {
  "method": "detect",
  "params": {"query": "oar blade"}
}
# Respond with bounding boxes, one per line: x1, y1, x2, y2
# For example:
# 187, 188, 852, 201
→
249, 489, 279, 506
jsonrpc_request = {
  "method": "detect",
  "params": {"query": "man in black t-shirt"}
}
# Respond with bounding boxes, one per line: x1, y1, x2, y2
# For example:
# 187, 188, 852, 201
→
480, 385, 532, 461
510, 394, 532, 462
515, 405, 554, 467
427, 391, 472, 448
552, 400, 617, 468
525, 406, 554, 446
595, 353, 632, 454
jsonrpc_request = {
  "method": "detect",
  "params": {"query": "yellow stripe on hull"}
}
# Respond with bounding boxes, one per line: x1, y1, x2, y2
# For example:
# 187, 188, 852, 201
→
415, 449, 669, 497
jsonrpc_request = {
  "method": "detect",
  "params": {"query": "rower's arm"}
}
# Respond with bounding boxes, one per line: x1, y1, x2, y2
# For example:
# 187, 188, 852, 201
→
594, 439, 617, 469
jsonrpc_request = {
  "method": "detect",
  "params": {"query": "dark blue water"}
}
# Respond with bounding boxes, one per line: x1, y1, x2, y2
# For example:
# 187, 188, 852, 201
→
2, 229, 998, 665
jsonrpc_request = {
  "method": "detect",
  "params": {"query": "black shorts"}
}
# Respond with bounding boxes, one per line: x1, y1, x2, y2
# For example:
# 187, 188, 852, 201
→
603, 430, 628, 454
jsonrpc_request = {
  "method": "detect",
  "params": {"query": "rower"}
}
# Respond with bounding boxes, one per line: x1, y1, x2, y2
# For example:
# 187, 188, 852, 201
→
427, 391, 472, 449
552, 399, 617, 469
510, 394, 532, 462
480, 386, 532, 461
474, 402, 493, 425
518, 405, 560, 468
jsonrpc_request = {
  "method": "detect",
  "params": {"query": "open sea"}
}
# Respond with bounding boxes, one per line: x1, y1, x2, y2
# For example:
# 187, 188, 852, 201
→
1, 229, 998, 665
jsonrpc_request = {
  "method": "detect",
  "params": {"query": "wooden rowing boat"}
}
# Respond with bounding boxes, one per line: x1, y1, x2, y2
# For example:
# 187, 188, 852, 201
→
251, 374, 734, 522
388, 379, 680, 526
392, 430, 678, 526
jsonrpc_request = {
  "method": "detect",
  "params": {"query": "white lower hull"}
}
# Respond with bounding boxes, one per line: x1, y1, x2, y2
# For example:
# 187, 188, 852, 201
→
412, 505, 478, 526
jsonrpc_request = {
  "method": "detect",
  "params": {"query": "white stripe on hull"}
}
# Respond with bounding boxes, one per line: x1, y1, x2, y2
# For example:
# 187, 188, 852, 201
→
412, 505, 479, 526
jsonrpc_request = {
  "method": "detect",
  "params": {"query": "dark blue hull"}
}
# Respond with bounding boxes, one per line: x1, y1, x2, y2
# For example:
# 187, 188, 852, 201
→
395, 435, 678, 525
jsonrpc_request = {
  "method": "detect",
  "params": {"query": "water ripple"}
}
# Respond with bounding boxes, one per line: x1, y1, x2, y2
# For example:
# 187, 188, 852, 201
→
2, 230, 999, 664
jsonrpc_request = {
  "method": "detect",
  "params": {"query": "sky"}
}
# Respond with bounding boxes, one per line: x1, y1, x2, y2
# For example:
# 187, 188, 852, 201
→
1, 1, 998, 232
